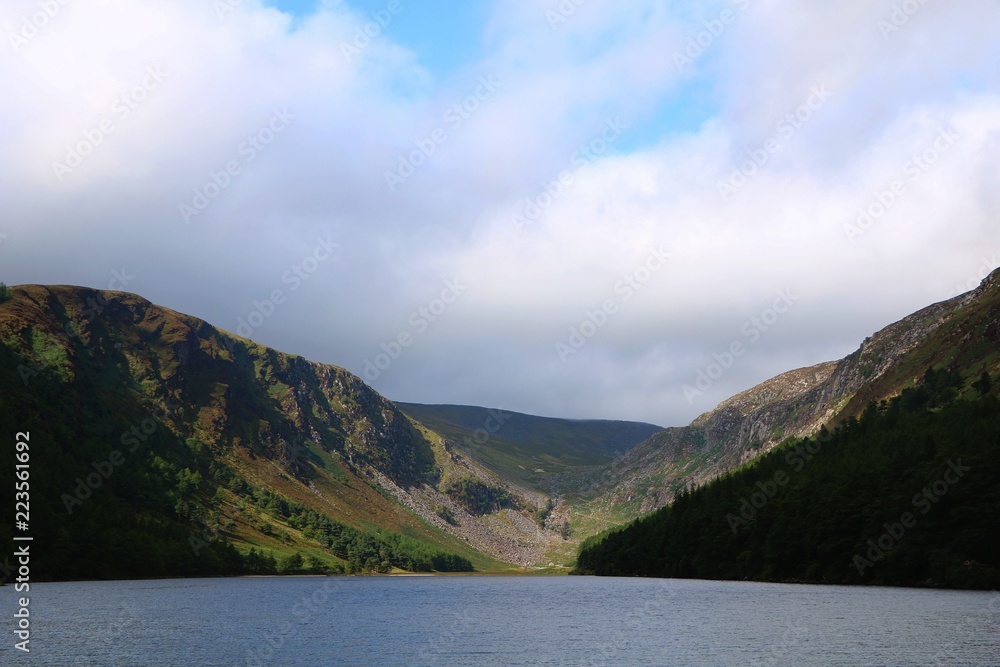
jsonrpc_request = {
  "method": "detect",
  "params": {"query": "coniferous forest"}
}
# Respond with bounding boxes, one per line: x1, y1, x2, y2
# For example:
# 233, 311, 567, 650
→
574, 371, 1000, 589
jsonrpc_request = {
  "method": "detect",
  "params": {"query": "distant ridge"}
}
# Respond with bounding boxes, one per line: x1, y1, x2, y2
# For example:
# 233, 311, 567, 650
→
397, 402, 662, 466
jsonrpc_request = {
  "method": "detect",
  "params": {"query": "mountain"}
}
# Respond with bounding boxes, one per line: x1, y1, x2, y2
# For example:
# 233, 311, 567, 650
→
569, 268, 1000, 522
2, 266, 997, 582
396, 402, 661, 489
573, 268, 1000, 587
394, 403, 662, 564
573, 374, 1000, 588
0, 285, 566, 580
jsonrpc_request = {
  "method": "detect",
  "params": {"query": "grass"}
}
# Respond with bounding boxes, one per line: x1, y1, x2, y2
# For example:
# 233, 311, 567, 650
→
398, 403, 660, 493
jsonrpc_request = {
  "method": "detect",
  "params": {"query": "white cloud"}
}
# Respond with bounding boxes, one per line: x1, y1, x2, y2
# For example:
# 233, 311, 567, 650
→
1, 0, 998, 425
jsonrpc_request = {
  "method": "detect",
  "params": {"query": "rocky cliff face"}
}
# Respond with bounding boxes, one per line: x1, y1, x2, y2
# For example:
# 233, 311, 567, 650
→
580, 361, 838, 514
816, 293, 975, 415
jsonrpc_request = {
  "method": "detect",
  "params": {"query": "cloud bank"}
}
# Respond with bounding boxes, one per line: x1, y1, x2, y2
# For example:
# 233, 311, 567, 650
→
2, 0, 998, 425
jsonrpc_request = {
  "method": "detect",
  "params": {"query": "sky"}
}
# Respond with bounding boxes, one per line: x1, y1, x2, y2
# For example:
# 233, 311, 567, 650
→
1, 0, 999, 427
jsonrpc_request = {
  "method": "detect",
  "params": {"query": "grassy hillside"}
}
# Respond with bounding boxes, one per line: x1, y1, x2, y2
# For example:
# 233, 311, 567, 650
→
0, 285, 508, 581
397, 403, 661, 490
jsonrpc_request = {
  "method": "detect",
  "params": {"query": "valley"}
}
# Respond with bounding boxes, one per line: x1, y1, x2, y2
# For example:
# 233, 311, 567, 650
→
1, 266, 998, 584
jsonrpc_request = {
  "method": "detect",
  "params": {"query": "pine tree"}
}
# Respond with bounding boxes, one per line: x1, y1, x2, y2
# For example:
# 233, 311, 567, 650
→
973, 371, 993, 396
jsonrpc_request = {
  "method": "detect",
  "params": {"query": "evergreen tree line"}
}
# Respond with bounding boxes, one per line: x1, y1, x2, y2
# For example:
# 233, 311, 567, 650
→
574, 370, 1000, 589
236, 485, 473, 573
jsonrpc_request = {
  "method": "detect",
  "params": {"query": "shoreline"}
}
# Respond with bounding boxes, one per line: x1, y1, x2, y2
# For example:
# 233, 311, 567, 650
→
14, 571, 997, 592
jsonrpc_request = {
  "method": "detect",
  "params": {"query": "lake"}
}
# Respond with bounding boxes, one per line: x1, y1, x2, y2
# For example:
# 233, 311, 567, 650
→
4, 575, 999, 666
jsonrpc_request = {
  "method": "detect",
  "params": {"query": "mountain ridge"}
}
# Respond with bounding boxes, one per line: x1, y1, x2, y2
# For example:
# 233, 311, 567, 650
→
396, 402, 660, 488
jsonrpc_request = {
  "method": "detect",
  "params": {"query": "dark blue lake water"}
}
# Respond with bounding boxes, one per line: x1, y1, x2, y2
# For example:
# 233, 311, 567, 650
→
4, 575, 999, 666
